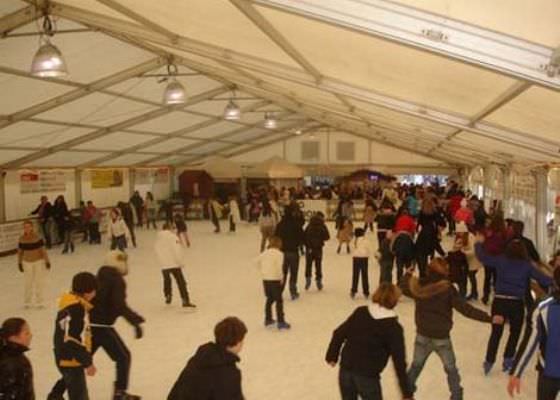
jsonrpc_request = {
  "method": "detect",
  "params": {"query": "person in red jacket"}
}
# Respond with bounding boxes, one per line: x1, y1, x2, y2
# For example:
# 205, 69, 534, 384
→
394, 207, 416, 236
447, 190, 464, 236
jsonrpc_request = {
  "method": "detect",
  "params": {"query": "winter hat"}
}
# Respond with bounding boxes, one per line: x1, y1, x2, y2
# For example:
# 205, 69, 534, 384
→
104, 250, 128, 275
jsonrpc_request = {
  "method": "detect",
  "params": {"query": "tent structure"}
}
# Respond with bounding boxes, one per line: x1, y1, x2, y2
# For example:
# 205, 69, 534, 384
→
0, 0, 559, 171
188, 155, 242, 181
244, 156, 303, 178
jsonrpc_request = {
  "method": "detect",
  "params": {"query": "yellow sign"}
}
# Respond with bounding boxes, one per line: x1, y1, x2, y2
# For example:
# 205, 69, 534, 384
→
90, 169, 124, 189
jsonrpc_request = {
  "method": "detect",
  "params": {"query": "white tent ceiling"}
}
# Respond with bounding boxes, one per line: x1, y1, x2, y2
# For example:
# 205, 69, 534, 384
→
0, 0, 559, 170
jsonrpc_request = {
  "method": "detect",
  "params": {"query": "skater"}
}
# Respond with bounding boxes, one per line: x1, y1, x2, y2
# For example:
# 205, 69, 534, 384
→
304, 212, 330, 291
392, 230, 415, 285
48, 272, 98, 400
228, 195, 241, 233
118, 202, 137, 248
0, 317, 34, 400
464, 234, 482, 301
415, 199, 446, 278
401, 258, 492, 400
474, 236, 553, 374
447, 238, 469, 298
109, 208, 131, 251
508, 268, 560, 400
481, 213, 508, 305
130, 191, 144, 228
376, 232, 394, 284
375, 199, 396, 248
326, 283, 413, 400
208, 196, 223, 233
168, 317, 247, 400
275, 204, 305, 300
31, 195, 53, 248
52, 195, 70, 246
84, 201, 101, 244
174, 213, 190, 248
337, 217, 353, 254
258, 201, 277, 252
255, 236, 290, 330
18, 220, 51, 309
155, 223, 196, 308
363, 198, 377, 232
144, 192, 157, 230
350, 228, 374, 299
91, 250, 145, 400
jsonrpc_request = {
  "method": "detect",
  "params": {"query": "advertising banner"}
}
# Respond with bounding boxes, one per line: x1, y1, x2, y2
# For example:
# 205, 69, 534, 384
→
91, 169, 124, 189
20, 170, 66, 194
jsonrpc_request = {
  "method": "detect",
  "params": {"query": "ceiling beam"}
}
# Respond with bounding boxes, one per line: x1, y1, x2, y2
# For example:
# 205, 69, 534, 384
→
0, 6, 38, 38
229, 0, 323, 82
0, 58, 164, 130
49, 1, 560, 157
252, 0, 560, 90
82, 100, 270, 166
2, 86, 230, 168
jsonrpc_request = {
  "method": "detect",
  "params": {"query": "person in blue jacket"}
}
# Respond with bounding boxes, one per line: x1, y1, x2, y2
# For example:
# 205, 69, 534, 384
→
475, 235, 553, 375
508, 268, 560, 400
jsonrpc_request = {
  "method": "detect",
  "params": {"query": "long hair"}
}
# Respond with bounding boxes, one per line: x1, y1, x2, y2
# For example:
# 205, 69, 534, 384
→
421, 199, 435, 215
488, 212, 506, 233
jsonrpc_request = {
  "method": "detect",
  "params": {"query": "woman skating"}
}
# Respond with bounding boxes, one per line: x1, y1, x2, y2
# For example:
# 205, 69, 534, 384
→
18, 220, 50, 309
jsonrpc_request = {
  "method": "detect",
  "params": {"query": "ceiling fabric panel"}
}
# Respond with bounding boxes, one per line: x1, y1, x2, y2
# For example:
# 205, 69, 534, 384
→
149, 155, 194, 166
483, 86, 560, 144
131, 112, 210, 134
143, 138, 200, 153
257, 5, 516, 115
184, 121, 242, 139
0, 20, 154, 83
109, 67, 223, 103
391, 0, 560, 47
448, 135, 551, 162
107, 0, 301, 68
0, 122, 90, 147
187, 141, 233, 155
73, 132, 159, 151
186, 98, 262, 116
0, 73, 71, 115
0, 149, 34, 164
25, 151, 111, 167
35, 93, 157, 126
98, 153, 157, 166
229, 129, 270, 142
0, 1, 26, 17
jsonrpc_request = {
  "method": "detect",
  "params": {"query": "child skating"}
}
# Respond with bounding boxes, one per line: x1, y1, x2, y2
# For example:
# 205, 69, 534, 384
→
351, 228, 374, 299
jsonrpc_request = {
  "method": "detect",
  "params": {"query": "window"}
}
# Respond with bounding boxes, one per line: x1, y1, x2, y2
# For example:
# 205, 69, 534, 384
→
336, 141, 355, 161
301, 141, 320, 162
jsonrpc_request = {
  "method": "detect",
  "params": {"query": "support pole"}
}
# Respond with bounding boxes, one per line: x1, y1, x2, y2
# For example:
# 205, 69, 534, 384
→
534, 168, 549, 258
169, 166, 176, 196
129, 168, 136, 199
502, 167, 514, 218
74, 169, 82, 208
0, 172, 6, 223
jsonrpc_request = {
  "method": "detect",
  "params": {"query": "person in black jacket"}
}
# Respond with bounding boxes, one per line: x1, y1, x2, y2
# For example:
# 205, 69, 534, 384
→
52, 195, 70, 247
91, 250, 144, 400
168, 317, 247, 400
304, 212, 330, 291
326, 283, 413, 400
275, 204, 305, 300
118, 202, 137, 248
401, 258, 492, 400
31, 195, 53, 248
0, 318, 34, 400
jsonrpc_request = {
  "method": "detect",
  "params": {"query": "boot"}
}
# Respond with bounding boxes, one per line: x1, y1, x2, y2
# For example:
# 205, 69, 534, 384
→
346, 244, 350, 254
47, 395, 65, 400
70, 243, 75, 253
165, 295, 172, 305
61, 246, 68, 254
483, 361, 493, 375
277, 321, 291, 330
264, 318, 276, 327
305, 277, 311, 290
114, 389, 141, 400
316, 280, 323, 291
502, 358, 514, 373
182, 299, 197, 308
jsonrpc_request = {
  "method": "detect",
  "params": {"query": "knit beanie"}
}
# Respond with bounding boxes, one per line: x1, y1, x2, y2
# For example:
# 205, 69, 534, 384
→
104, 250, 128, 275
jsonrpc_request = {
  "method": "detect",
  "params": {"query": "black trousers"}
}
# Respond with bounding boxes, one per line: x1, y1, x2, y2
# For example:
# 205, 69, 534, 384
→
339, 368, 382, 400
467, 270, 479, 297
92, 327, 131, 391
134, 207, 143, 227
49, 365, 89, 400
395, 256, 413, 285
483, 265, 497, 301
263, 280, 285, 323
111, 235, 127, 251
538, 372, 560, 400
229, 216, 236, 232
486, 297, 525, 364
416, 253, 429, 278
282, 251, 300, 296
126, 222, 136, 247
305, 247, 323, 282
88, 222, 100, 244
211, 215, 220, 232
41, 220, 52, 247
162, 268, 190, 302
351, 257, 369, 296
376, 231, 387, 249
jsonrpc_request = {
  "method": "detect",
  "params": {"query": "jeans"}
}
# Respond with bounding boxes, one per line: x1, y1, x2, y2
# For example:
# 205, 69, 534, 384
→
50, 367, 89, 400
339, 368, 382, 400
351, 257, 369, 296
162, 267, 190, 303
486, 297, 524, 364
305, 247, 323, 283
87, 222, 100, 244
92, 327, 131, 391
408, 335, 463, 400
111, 235, 127, 251
282, 251, 300, 296
538, 372, 560, 400
263, 280, 284, 323
482, 265, 496, 302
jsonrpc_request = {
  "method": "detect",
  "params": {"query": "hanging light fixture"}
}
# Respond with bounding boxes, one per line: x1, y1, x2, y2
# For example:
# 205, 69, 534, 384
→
264, 112, 277, 129
30, 7, 68, 77
224, 89, 241, 120
294, 128, 302, 136
162, 62, 186, 105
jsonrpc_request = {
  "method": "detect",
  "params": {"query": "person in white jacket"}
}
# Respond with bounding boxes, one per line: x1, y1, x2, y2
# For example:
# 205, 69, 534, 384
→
154, 223, 195, 308
255, 236, 290, 330
109, 208, 131, 251
228, 195, 241, 233
351, 228, 375, 299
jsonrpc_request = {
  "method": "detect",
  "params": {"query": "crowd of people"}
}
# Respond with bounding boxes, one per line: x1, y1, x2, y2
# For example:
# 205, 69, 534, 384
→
2, 180, 560, 400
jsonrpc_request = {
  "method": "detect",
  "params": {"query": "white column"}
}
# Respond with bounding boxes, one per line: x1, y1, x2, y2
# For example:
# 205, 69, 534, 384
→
74, 169, 82, 208
502, 167, 514, 218
534, 168, 549, 258
482, 164, 493, 210
129, 168, 136, 198
0, 171, 6, 223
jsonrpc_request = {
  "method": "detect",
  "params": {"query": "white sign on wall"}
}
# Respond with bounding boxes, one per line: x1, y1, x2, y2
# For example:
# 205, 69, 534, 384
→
20, 170, 66, 194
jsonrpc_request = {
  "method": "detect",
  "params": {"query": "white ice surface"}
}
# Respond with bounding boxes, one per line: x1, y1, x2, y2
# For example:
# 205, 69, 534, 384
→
0, 221, 538, 400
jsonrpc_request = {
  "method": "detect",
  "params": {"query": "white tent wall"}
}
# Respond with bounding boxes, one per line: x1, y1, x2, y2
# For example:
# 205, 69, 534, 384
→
132, 168, 171, 201
4, 169, 76, 221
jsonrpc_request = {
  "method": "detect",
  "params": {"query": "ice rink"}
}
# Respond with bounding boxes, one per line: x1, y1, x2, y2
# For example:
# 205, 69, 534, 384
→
0, 221, 538, 399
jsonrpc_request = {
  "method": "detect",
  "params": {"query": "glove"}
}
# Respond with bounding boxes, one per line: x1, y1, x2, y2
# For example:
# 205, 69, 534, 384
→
134, 324, 143, 339
46, 262, 51, 270
18, 263, 23, 273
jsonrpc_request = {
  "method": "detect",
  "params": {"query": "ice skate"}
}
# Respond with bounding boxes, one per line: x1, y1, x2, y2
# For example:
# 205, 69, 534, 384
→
165, 295, 172, 304
182, 300, 197, 308
305, 277, 311, 290
483, 361, 493, 375
290, 292, 299, 300
264, 319, 276, 327
502, 358, 514, 373
114, 390, 141, 400
316, 280, 323, 291
277, 321, 291, 330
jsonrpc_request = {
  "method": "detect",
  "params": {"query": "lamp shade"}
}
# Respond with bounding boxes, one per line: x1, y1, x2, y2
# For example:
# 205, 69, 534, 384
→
30, 42, 68, 77
224, 100, 241, 120
264, 112, 277, 129
163, 79, 186, 105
